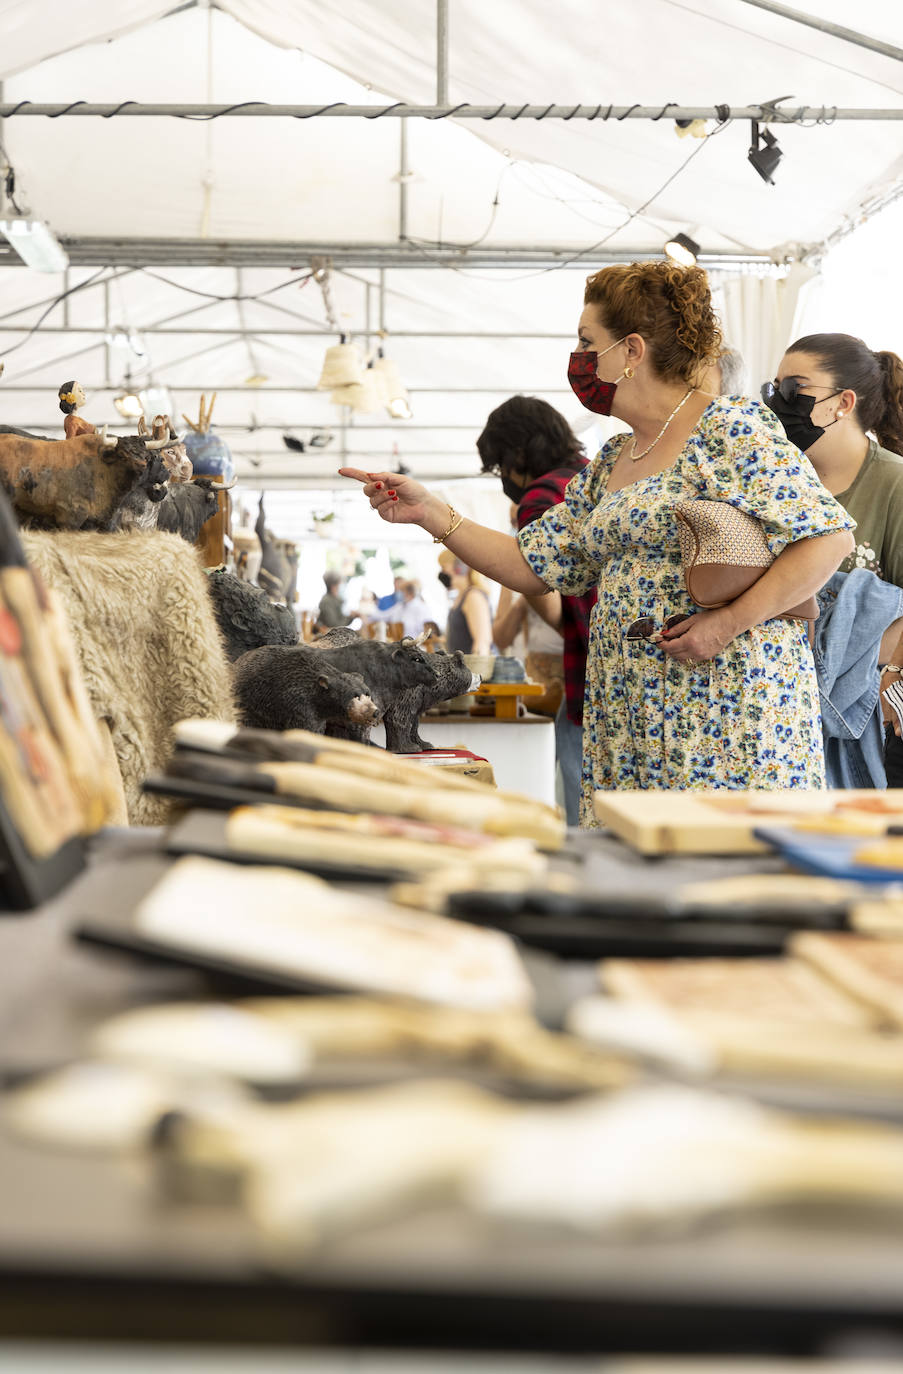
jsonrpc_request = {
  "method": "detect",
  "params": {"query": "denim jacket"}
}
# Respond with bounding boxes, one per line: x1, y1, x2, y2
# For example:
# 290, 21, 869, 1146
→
814, 568, 903, 789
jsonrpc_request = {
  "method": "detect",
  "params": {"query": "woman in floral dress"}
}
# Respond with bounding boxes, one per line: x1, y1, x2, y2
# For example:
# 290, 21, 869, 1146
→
341, 262, 855, 823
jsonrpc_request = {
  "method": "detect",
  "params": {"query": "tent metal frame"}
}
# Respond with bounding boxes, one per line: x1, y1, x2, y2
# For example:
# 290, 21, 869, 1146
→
0, 240, 775, 270
734, 0, 903, 63
0, 101, 900, 121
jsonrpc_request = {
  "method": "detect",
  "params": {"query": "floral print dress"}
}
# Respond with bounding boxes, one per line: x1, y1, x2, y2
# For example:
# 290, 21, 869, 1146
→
517, 398, 855, 824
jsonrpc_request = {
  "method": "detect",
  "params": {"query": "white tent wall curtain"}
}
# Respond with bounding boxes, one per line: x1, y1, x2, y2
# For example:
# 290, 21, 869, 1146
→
716, 262, 818, 396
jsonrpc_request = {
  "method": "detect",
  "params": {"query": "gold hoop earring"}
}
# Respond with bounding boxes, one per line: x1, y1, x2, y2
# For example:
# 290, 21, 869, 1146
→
624, 366, 635, 380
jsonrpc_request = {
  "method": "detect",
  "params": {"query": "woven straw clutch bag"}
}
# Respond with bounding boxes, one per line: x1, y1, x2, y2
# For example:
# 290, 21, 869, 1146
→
674, 500, 819, 623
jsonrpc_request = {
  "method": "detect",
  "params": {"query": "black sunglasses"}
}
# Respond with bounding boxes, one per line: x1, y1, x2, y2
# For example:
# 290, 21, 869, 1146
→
625, 613, 688, 642
761, 377, 844, 406
761, 377, 803, 404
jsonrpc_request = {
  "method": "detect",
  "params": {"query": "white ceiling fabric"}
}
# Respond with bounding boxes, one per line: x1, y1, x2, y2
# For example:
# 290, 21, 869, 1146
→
0, 0, 901, 254
0, 0, 901, 515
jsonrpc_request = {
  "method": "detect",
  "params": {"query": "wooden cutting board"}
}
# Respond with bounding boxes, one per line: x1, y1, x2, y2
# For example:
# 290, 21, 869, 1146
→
593, 789, 903, 856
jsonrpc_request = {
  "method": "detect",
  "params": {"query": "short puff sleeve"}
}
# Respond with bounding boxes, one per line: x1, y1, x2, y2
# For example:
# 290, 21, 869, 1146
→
517, 457, 607, 596
690, 399, 855, 557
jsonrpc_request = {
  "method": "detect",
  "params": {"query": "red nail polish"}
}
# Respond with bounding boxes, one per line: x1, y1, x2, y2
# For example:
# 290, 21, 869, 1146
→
375, 482, 383, 490
391, 495, 399, 502
387, 489, 396, 496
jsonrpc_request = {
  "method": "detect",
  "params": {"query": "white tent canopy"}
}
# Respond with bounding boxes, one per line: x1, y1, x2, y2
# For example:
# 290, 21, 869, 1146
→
1, 0, 902, 255
0, 0, 901, 501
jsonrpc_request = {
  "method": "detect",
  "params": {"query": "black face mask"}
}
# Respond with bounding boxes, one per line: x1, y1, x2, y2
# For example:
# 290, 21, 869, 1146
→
500, 472, 527, 505
438, 570, 452, 590
761, 377, 843, 452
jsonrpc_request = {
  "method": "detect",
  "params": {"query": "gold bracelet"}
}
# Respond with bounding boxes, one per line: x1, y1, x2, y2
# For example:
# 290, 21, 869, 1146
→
432, 504, 463, 544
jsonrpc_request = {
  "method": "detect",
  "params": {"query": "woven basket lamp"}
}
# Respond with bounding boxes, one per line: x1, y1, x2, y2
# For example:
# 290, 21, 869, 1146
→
330, 363, 384, 414
372, 353, 412, 419
317, 340, 365, 391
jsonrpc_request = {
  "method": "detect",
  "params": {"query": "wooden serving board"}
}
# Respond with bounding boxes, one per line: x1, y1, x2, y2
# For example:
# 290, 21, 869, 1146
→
593, 789, 903, 857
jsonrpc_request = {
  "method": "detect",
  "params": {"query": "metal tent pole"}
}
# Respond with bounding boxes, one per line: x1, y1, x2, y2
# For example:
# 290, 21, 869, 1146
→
437, 0, 449, 106
734, 0, 903, 63
0, 102, 899, 120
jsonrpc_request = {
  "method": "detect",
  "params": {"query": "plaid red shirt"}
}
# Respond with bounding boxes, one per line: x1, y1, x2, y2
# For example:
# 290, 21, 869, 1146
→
517, 464, 596, 725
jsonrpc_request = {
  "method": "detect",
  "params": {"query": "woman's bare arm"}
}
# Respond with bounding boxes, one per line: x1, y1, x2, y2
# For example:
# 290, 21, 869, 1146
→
339, 468, 550, 595
464, 590, 493, 657
662, 529, 855, 665
525, 590, 564, 633
493, 587, 527, 653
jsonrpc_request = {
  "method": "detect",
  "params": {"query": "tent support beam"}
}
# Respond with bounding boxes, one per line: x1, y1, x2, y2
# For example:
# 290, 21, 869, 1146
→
0, 239, 774, 269
0, 384, 575, 394
437, 0, 449, 105
398, 122, 409, 242
734, 0, 903, 64
0, 326, 598, 338
0, 102, 899, 121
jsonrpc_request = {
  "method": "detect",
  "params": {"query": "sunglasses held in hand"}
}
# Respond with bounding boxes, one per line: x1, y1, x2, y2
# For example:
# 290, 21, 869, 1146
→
625, 613, 690, 642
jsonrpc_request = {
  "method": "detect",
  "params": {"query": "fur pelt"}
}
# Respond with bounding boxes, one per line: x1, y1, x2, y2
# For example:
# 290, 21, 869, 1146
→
22, 530, 236, 825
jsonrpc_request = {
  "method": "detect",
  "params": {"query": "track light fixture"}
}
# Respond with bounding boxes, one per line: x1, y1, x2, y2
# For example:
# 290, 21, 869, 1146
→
748, 121, 783, 185
663, 232, 700, 267
0, 216, 69, 271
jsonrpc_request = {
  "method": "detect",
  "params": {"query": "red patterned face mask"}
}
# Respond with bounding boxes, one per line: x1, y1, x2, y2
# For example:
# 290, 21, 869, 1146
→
567, 336, 629, 414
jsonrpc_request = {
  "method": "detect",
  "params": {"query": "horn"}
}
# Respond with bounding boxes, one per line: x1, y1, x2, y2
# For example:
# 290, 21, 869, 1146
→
413, 628, 432, 645
137, 417, 149, 437
144, 437, 169, 450
99, 424, 118, 451
219, 477, 238, 491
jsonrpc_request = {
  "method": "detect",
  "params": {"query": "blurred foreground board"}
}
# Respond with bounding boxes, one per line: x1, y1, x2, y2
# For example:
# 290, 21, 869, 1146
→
595, 788, 903, 856
128, 856, 534, 1011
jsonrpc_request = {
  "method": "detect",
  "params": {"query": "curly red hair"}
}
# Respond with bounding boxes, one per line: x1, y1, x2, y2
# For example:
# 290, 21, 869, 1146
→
583, 261, 722, 386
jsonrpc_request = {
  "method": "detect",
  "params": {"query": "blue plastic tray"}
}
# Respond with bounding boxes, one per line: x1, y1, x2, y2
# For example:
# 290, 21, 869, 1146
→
753, 826, 903, 885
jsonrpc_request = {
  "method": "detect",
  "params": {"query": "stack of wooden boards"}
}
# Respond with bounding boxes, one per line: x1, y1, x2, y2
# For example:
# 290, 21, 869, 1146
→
147, 718, 565, 879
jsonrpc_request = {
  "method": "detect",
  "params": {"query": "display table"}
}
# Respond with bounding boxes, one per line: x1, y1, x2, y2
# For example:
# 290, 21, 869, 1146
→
371, 713, 556, 806
2, 830, 903, 1356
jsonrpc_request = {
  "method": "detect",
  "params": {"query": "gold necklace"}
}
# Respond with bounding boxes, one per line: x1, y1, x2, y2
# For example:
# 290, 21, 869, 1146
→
626, 389, 695, 462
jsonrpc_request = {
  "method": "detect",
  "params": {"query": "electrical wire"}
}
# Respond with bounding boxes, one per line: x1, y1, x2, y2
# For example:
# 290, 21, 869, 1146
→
137, 268, 313, 302
408, 116, 732, 282
402, 157, 515, 256
0, 266, 109, 359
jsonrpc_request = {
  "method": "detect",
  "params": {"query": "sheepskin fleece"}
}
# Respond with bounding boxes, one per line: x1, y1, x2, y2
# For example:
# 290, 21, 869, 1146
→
22, 530, 236, 825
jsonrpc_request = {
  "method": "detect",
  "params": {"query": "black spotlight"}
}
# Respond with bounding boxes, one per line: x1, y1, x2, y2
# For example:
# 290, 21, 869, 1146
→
748, 120, 783, 185
663, 232, 700, 267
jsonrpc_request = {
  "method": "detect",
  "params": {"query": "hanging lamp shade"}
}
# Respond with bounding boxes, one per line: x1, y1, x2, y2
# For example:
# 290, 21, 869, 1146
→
317, 340, 365, 391
330, 365, 383, 414
372, 354, 413, 420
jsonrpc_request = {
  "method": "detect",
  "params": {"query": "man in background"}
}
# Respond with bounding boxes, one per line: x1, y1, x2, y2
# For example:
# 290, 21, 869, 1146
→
375, 574, 406, 614
316, 571, 353, 631
371, 579, 431, 639
477, 395, 596, 825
